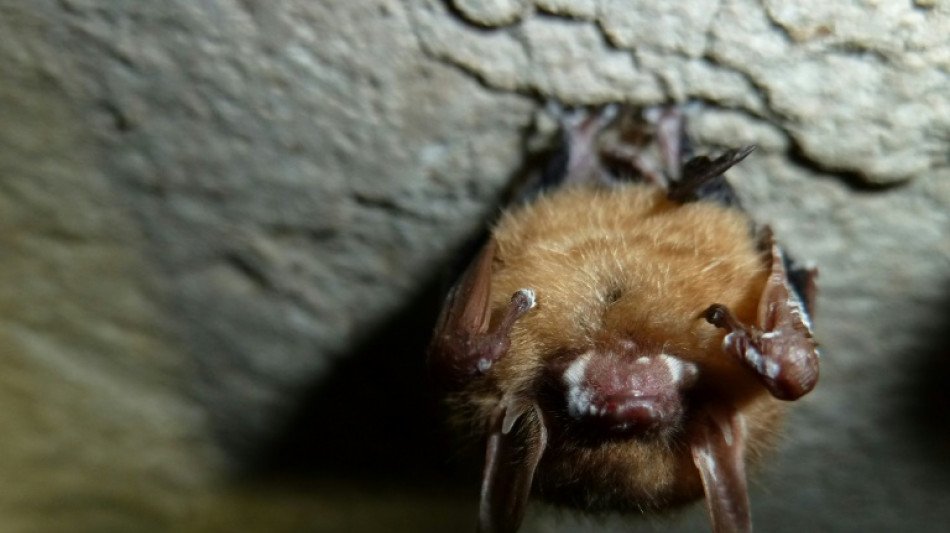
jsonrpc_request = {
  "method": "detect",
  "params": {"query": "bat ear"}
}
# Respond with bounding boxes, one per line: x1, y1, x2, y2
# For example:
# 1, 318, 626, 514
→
703, 227, 820, 401
478, 399, 548, 533
428, 240, 536, 389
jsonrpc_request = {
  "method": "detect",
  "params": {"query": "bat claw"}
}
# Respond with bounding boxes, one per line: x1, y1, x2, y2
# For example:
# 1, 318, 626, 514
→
470, 289, 537, 375
512, 288, 537, 313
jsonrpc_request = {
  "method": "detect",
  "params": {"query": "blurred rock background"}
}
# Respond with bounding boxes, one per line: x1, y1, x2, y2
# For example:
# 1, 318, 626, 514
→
1, 0, 948, 532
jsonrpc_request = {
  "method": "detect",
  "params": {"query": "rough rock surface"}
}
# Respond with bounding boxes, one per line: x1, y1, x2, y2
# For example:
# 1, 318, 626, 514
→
0, 0, 948, 532
425, 0, 950, 184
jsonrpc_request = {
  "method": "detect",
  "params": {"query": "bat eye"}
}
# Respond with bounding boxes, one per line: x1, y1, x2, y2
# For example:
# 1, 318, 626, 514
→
556, 350, 697, 437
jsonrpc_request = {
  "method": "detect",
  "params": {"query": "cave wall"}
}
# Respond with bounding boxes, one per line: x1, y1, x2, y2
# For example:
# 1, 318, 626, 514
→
1, 1, 948, 532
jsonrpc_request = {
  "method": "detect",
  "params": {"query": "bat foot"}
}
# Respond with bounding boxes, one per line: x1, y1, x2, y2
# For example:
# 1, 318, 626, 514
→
645, 104, 688, 184
539, 103, 754, 206
549, 102, 619, 134
546, 104, 622, 187
599, 104, 689, 189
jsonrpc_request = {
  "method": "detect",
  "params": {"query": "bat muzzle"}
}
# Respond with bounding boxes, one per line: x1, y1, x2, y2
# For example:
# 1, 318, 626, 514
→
554, 347, 699, 438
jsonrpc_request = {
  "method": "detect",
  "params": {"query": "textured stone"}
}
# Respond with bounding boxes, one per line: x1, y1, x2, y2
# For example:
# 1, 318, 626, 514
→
452, 0, 531, 26
535, 0, 598, 18
416, 0, 667, 102
709, 0, 950, 183
417, 0, 950, 184
1, 0, 532, 528
0, 9, 217, 531
598, 0, 721, 56
1, 0, 949, 532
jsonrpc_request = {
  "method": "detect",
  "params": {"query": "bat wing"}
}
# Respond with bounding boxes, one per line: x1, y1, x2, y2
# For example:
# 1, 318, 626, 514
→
428, 240, 536, 389
703, 228, 820, 400
690, 406, 752, 533
427, 242, 542, 528
479, 400, 548, 533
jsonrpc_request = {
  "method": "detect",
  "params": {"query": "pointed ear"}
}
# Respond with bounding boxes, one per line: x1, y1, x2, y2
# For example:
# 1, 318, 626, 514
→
478, 400, 548, 533
690, 406, 752, 533
703, 227, 820, 400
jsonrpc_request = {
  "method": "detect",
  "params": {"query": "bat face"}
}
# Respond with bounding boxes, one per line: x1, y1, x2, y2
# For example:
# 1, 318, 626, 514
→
428, 106, 819, 533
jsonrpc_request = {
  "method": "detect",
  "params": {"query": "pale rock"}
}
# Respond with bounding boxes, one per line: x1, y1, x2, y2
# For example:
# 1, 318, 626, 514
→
2, 0, 949, 532
453, 0, 531, 26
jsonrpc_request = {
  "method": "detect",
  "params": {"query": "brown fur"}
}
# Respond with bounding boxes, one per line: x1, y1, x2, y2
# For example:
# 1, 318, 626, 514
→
460, 183, 786, 512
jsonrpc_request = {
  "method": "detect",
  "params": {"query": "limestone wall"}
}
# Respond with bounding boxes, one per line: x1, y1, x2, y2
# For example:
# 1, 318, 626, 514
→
1, 1, 948, 531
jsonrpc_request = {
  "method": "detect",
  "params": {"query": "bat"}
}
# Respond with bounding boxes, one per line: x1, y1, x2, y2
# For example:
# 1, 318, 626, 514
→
428, 104, 820, 533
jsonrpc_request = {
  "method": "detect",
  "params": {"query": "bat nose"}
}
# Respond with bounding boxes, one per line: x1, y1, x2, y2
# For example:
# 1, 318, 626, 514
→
557, 349, 696, 437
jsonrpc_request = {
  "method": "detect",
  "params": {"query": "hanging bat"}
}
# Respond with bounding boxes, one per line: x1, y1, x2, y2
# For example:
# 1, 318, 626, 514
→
428, 104, 820, 533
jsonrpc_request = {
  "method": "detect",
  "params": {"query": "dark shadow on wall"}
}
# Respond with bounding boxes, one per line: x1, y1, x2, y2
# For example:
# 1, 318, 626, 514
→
243, 264, 480, 490
893, 278, 950, 484
242, 112, 566, 490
